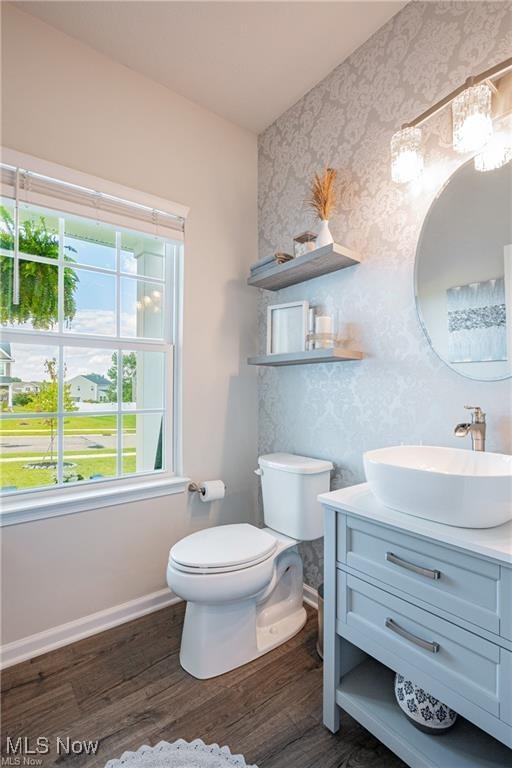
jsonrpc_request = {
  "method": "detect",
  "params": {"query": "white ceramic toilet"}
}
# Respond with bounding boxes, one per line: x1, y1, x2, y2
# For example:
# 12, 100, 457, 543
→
166, 453, 332, 679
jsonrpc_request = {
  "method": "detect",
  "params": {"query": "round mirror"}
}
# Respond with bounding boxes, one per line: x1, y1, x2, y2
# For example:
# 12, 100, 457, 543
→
415, 160, 512, 381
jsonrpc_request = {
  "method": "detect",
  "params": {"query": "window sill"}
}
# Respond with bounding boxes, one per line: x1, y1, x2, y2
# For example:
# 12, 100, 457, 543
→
0, 476, 190, 527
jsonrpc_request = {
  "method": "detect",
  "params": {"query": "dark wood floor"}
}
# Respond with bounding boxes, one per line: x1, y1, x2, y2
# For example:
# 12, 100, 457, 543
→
1, 603, 405, 767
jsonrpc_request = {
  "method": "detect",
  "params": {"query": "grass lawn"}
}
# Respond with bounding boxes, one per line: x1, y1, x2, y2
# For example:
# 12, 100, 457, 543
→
0, 448, 135, 460
0, 413, 136, 436
1, 407, 159, 490
0, 454, 137, 490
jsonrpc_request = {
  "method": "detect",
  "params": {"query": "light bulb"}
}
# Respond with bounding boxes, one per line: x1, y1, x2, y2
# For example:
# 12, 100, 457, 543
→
391, 127, 423, 183
452, 83, 493, 153
143, 295, 152, 306
475, 129, 512, 172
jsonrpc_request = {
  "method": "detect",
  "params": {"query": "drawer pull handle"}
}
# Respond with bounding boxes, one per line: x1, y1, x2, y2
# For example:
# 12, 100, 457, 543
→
386, 552, 441, 580
385, 618, 440, 654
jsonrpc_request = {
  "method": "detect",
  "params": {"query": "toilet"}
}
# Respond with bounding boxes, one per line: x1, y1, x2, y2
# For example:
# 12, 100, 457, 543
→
167, 453, 332, 679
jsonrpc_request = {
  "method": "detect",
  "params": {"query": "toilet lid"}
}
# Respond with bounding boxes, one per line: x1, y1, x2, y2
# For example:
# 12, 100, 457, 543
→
170, 524, 277, 573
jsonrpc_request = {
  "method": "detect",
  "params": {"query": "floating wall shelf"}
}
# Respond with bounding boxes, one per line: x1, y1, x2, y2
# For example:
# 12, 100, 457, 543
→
247, 348, 363, 367
247, 242, 361, 291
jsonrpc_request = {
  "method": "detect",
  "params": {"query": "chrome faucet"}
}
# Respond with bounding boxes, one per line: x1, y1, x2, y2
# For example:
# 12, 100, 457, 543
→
454, 405, 486, 451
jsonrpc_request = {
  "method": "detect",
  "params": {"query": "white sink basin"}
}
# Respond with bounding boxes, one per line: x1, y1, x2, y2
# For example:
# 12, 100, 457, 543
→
363, 445, 512, 529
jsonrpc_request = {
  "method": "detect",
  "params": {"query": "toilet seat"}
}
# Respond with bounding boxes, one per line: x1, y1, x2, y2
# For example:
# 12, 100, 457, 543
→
170, 523, 277, 574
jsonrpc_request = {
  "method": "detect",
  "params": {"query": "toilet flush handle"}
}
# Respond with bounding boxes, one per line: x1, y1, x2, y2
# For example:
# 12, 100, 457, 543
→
254, 468, 262, 476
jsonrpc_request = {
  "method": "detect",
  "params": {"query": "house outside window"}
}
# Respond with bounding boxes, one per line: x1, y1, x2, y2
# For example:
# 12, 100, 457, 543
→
0, 150, 188, 523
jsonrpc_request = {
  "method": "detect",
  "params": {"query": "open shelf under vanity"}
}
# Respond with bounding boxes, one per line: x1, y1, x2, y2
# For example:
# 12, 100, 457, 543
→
337, 658, 511, 768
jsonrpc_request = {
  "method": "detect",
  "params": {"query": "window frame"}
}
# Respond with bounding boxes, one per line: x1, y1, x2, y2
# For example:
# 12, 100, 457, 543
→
0, 149, 188, 525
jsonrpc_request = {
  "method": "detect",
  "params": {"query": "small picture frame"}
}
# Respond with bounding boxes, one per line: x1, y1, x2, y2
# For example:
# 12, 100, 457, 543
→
266, 301, 309, 355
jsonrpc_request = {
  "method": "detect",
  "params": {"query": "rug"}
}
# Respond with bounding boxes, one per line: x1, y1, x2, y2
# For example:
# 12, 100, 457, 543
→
104, 739, 258, 768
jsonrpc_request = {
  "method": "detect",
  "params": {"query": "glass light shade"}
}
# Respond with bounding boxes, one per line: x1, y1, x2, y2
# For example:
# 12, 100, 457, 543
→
474, 128, 512, 172
452, 83, 493, 153
391, 127, 424, 183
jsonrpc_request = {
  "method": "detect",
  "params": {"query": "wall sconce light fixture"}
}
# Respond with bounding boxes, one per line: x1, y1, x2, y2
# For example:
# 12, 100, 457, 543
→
391, 56, 512, 183
452, 83, 493, 153
391, 126, 424, 184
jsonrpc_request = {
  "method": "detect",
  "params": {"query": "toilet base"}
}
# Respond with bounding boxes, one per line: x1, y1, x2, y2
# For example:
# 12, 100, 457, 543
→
179, 549, 307, 679
180, 603, 307, 679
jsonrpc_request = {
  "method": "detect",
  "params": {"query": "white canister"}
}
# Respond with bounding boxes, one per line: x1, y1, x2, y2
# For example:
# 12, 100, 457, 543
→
314, 315, 333, 349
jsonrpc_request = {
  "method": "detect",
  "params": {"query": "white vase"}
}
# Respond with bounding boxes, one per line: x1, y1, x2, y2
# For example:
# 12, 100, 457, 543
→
316, 219, 333, 248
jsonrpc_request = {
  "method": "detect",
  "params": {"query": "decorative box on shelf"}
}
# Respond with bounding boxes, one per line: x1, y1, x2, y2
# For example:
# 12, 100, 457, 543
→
293, 231, 317, 258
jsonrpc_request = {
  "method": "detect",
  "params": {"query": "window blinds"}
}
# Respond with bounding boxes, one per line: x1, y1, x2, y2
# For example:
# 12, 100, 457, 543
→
0, 163, 185, 240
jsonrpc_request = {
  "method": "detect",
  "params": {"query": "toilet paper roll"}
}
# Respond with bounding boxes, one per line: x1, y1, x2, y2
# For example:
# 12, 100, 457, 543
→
200, 480, 226, 502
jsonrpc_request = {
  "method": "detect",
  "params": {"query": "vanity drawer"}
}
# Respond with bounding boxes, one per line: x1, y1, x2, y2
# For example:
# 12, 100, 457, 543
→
337, 571, 509, 720
337, 513, 502, 635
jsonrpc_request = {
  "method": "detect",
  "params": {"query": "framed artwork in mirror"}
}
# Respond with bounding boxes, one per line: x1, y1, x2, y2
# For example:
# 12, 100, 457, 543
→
447, 277, 506, 363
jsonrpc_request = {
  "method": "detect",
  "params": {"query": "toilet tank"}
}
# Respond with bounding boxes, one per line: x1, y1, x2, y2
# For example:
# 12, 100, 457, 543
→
258, 453, 333, 540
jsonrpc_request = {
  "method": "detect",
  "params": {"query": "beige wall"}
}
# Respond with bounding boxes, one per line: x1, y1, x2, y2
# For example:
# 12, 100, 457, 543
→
1, 5, 258, 644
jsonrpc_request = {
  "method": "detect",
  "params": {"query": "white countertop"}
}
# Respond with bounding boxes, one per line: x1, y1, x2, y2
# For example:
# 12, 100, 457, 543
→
319, 483, 512, 565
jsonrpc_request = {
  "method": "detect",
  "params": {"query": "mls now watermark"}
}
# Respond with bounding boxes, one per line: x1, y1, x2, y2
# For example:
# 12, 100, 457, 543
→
2, 737, 99, 765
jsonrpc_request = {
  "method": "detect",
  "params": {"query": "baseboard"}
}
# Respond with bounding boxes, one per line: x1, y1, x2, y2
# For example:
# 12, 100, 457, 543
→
3, 584, 317, 669
0, 589, 181, 669
303, 583, 319, 610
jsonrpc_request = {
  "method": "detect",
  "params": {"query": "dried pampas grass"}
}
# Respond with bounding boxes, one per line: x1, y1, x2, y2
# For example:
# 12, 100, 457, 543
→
306, 167, 337, 221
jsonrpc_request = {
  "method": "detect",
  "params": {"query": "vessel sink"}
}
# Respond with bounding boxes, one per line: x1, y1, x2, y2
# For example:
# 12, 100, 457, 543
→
363, 445, 512, 529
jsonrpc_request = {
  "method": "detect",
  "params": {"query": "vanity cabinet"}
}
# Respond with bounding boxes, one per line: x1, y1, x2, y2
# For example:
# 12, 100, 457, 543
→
321, 484, 512, 768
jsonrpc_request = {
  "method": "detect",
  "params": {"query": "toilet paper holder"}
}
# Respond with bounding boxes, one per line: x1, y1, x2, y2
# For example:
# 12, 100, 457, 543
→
188, 481, 227, 496
188, 481, 205, 495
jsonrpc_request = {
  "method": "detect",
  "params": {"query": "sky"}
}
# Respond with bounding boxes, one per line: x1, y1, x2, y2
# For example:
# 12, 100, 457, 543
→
9, 342, 115, 383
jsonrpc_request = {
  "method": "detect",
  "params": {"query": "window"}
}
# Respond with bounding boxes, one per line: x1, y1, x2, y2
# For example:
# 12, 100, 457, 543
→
0, 151, 187, 519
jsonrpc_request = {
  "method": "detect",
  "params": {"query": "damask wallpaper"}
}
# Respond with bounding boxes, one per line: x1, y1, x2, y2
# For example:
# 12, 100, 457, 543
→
257, 1, 512, 588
